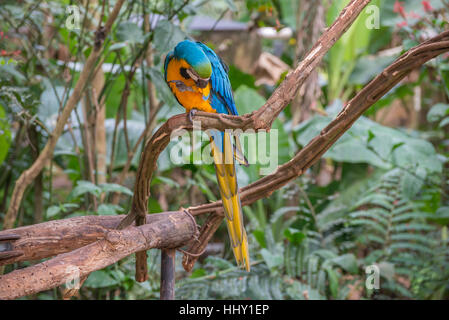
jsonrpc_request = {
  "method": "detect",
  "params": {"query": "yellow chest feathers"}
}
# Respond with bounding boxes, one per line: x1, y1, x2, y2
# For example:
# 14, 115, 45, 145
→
166, 58, 216, 113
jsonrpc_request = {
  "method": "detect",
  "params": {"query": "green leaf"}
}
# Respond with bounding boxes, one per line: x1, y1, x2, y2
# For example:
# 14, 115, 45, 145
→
148, 198, 162, 213
432, 206, 449, 225
46, 205, 61, 218
427, 103, 449, 122
204, 256, 234, 270
401, 167, 426, 199
97, 204, 124, 215
99, 183, 133, 196
284, 228, 305, 245
84, 270, 119, 288
295, 113, 442, 173
109, 42, 127, 51
190, 268, 207, 278
253, 230, 267, 248
349, 55, 396, 85
435, 206, 449, 218
228, 65, 257, 91
438, 116, 449, 128
260, 248, 283, 270
233, 85, 266, 115
327, 0, 380, 99
326, 268, 339, 298
330, 254, 358, 273
71, 180, 102, 198
0, 62, 26, 82
116, 22, 144, 44
153, 20, 186, 54
0, 104, 11, 165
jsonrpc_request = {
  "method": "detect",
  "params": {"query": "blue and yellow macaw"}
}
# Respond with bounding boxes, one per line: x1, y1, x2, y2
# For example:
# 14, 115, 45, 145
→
164, 40, 250, 271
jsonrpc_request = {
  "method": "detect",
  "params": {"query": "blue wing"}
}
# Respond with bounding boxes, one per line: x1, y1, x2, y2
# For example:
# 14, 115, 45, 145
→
196, 42, 238, 116
164, 50, 174, 81
195, 42, 248, 165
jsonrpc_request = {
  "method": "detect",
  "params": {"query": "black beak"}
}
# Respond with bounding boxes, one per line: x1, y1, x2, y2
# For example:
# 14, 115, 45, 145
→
196, 79, 209, 89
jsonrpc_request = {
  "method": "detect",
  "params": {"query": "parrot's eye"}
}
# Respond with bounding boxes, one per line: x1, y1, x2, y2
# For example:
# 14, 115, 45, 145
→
180, 67, 190, 79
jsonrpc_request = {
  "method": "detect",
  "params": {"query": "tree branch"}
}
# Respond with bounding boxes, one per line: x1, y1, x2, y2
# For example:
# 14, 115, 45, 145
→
0, 211, 198, 300
117, 0, 373, 227
0, 213, 173, 266
181, 30, 449, 268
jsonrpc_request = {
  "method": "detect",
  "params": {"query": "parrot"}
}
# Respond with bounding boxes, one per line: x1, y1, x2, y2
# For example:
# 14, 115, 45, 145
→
164, 39, 250, 271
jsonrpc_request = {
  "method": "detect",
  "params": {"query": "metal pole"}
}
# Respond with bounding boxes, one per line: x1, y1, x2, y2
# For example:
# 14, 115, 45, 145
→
160, 248, 176, 300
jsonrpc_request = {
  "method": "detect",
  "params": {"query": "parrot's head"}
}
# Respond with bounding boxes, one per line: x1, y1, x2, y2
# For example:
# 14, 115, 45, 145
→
173, 40, 212, 88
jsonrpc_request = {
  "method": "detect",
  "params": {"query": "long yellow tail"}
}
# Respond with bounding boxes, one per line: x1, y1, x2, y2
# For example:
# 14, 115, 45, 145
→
210, 131, 250, 271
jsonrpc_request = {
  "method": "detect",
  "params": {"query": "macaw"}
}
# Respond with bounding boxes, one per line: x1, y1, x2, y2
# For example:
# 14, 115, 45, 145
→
164, 40, 250, 271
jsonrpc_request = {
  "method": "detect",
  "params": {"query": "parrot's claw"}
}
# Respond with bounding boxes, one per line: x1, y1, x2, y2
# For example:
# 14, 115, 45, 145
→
188, 108, 198, 124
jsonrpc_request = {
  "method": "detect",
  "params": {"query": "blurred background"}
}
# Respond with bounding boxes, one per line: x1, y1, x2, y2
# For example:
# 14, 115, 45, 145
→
0, 0, 448, 299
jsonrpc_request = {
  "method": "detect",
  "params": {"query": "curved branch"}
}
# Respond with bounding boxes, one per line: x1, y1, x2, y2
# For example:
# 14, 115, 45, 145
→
186, 32, 449, 215
118, 0, 373, 228
182, 31, 449, 269
118, 0, 372, 281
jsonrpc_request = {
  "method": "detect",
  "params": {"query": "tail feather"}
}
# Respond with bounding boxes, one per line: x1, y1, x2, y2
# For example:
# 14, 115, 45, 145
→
211, 132, 250, 271
233, 135, 249, 167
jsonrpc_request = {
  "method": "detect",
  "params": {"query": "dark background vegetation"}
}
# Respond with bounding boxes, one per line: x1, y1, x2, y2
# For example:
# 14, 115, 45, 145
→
0, 0, 448, 299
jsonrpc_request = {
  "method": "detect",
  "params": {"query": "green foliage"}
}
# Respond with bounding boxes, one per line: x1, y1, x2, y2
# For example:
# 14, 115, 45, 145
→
346, 168, 448, 298
427, 103, 449, 127
295, 101, 442, 174
327, 0, 381, 100
69, 180, 133, 200
178, 258, 284, 299
0, 103, 11, 165
116, 22, 145, 45
153, 20, 187, 57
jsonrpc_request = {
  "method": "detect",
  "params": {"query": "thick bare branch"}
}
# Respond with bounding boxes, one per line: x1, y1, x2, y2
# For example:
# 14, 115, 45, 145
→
0, 211, 198, 300
0, 213, 169, 266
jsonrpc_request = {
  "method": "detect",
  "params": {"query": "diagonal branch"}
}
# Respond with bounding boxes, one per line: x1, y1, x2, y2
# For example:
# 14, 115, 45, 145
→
116, 0, 366, 280
117, 0, 373, 281
182, 31, 449, 269
117, 0, 373, 227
